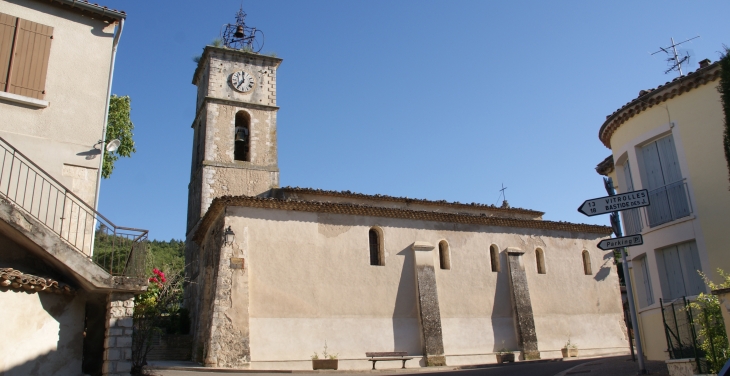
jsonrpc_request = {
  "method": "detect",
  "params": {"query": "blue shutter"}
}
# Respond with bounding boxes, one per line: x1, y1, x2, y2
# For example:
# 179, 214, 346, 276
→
659, 245, 688, 300
642, 139, 672, 225
621, 162, 642, 234
679, 241, 704, 296
634, 257, 654, 307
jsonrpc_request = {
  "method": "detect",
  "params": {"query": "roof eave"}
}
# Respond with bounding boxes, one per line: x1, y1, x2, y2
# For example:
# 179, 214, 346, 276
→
598, 61, 722, 149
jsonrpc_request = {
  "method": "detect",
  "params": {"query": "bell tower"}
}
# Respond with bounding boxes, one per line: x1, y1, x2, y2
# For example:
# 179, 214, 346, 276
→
186, 46, 282, 233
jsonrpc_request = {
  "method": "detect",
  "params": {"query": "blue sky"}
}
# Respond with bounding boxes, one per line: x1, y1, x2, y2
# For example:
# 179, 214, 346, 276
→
97, 1, 730, 241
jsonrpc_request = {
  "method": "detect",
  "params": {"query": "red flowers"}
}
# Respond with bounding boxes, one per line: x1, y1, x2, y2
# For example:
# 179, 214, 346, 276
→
149, 268, 167, 288
152, 268, 167, 283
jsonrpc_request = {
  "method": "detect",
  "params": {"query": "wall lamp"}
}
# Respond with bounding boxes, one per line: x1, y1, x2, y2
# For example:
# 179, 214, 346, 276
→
223, 226, 235, 245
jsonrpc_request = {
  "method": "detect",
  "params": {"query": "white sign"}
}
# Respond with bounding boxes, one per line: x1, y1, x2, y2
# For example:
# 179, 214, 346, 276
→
597, 235, 644, 250
577, 189, 649, 217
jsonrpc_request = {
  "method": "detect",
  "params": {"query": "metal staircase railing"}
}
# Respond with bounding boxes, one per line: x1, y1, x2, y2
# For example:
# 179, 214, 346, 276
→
0, 136, 148, 277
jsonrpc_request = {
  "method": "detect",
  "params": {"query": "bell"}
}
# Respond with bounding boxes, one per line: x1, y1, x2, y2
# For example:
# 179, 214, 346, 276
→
234, 25, 244, 39
235, 126, 248, 142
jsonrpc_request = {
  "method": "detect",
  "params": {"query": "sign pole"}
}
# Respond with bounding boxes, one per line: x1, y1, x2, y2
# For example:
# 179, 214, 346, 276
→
605, 178, 646, 374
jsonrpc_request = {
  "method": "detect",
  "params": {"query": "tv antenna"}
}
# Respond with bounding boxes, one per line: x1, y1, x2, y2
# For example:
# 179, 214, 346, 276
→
220, 7, 265, 52
651, 36, 699, 76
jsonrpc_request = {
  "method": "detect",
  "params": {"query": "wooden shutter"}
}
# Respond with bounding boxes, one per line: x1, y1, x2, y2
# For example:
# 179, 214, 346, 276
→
621, 162, 643, 235
678, 241, 704, 296
642, 140, 673, 225
0, 13, 17, 88
634, 257, 654, 308
656, 135, 682, 184
7, 18, 53, 99
641, 141, 665, 190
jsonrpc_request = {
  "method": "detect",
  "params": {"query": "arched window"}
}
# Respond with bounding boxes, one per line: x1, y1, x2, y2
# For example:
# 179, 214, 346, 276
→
439, 241, 451, 270
489, 244, 500, 272
582, 250, 592, 275
369, 227, 383, 266
234, 111, 250, 162
536, 248, 546, 274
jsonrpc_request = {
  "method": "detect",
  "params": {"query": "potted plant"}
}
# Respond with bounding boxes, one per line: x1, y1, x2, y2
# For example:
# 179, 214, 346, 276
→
311, 341, 338, 370
561, 338, 578, 358
496, 348, 515, 363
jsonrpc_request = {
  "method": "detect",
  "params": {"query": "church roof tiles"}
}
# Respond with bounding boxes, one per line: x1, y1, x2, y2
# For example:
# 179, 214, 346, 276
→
278, 186, 545, 216
194, 195, 611, 243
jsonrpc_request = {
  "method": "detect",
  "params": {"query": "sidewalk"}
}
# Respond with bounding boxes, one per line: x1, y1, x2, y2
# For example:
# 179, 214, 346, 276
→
554, 356, 669, 376
148, 355, 669, 376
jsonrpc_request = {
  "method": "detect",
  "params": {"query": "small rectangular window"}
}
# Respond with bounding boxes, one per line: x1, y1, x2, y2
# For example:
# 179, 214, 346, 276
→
0, 13, 53, 100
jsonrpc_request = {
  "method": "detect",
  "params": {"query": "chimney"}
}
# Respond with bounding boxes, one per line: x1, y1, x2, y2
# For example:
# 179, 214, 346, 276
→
699, 59, 711, 69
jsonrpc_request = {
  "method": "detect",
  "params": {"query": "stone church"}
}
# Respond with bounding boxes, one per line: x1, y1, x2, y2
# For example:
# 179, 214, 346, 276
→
184, 46, 629, 370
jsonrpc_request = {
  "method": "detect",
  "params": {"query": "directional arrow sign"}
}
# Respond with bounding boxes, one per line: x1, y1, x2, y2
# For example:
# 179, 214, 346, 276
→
598, 234, 644, 250
577, 189, 649, 217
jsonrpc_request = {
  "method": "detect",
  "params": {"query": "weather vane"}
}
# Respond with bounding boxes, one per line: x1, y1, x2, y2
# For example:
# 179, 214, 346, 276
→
651, 36, 699, 77
220, 7, 264, 52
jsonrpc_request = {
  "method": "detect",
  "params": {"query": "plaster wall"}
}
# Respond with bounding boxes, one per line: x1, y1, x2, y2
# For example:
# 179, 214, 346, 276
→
607, 79, 728, 360
0, 291, 85, 376
610, 81, 729, 280
193, 206, 627, 369
0, 1, 116, 205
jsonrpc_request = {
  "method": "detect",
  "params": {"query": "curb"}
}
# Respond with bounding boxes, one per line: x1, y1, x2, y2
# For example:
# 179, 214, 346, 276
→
148, 357, 569, 374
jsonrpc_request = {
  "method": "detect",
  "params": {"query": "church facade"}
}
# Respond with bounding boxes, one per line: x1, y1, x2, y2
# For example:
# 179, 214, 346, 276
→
184, 46, 629, 370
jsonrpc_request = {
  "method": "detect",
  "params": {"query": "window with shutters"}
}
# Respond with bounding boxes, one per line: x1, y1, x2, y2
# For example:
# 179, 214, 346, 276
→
656, 240, 704, 300
0, 13, 53, 100
621, 161, 643, 235
438, 240, 450, 270
639, 134, 691, 227
368, 227, 383, 266
634, 255, 655, 308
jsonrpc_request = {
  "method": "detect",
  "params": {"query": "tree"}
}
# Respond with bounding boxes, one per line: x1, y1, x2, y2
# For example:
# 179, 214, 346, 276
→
103, 95, 136, 178
719, 47, 730, 188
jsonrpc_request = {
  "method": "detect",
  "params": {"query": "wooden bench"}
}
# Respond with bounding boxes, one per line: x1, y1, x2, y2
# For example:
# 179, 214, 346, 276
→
366, 352, 414, 370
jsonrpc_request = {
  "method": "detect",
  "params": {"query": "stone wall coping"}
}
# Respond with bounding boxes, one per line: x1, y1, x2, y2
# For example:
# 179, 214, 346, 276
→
277, 187, 544, 217
506, 247, 525, 255
664, 358, 698, 364
193, 195, 612, 244
412, 241, 435, 251
712, 287, 730, 296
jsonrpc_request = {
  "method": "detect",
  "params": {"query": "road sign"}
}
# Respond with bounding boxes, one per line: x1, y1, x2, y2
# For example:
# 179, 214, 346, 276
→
577, 189, 649, 217
598, 234, 644, 250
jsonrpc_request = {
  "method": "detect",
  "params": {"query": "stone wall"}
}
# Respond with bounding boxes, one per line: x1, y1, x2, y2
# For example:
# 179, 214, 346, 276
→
103, 292, 134, 376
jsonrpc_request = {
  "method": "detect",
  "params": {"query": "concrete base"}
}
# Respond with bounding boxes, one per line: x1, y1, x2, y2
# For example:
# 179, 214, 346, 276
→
665, 358, 698, 376
425, 355, 446, 367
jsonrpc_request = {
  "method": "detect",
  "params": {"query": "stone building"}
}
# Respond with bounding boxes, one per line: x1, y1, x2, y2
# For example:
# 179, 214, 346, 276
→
184, 46, 629, 370
0, 1, 147, 375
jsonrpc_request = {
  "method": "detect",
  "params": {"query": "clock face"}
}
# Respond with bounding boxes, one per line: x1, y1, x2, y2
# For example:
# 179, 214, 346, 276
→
231, 71, 255, 93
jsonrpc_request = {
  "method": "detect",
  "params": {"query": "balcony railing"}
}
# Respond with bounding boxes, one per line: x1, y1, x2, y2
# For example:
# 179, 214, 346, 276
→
646, 179, 692, 228
0, 136, 148, 277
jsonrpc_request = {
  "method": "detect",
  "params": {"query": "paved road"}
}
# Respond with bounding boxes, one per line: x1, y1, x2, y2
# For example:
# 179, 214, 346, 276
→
153, 359, 594, 376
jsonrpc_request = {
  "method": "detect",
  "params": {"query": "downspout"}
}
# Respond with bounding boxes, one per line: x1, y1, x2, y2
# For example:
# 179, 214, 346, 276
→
91, 18, 124, 256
